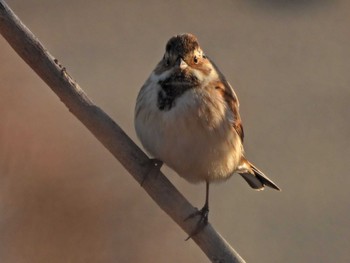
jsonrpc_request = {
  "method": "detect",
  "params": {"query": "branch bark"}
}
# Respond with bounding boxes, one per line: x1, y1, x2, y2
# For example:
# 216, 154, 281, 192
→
0, 1, 245, 262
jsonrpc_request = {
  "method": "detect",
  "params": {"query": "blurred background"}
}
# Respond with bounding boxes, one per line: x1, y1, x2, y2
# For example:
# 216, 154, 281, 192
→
0, 0, 349, 262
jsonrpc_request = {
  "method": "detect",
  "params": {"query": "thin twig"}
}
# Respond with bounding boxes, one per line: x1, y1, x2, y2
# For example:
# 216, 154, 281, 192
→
0, 1, 246, 262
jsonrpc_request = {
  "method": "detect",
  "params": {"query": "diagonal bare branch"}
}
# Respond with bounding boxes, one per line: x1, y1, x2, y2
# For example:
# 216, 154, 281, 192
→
0, 1, 245, 262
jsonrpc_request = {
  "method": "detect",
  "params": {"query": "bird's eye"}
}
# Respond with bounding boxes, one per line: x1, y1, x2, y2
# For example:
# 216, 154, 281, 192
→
193, 56, 198, 64
163, 55, 170, 66
202, 54, 207, 59
164, 59, 170, 66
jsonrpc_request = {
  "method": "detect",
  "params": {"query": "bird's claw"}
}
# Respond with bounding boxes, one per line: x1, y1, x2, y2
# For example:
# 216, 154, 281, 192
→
184, 206, 209, 241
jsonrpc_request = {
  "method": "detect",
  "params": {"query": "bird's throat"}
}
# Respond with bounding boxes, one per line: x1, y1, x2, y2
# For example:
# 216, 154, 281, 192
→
157, 72, 199, 111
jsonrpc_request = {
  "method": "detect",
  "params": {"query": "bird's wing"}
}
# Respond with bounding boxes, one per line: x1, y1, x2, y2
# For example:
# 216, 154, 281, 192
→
215, 80, 244, 142
209, 59, 244, 142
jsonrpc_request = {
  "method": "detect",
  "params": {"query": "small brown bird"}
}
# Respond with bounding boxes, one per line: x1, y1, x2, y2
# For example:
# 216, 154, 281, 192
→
135, 33, 280, 235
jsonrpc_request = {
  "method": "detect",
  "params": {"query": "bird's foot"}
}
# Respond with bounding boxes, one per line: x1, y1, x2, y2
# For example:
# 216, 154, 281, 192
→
184, 205, 209, 241
141, 158, 163, 186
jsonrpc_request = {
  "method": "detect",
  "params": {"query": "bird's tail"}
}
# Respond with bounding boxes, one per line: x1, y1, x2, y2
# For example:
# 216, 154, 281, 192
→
238, 157, 281, 191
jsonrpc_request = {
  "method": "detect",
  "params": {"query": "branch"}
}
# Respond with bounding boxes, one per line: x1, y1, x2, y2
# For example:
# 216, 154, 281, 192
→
0, 1, 245, 262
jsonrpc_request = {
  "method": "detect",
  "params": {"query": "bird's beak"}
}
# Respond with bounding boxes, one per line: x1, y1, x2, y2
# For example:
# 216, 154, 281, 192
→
176, 57, 188, 70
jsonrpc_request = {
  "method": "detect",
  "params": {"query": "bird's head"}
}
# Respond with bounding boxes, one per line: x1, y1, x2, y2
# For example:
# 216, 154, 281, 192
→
154, 33, 214, 85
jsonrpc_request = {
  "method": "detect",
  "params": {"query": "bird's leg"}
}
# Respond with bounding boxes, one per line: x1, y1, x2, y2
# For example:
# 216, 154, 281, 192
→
184, 181, 210, 240
141, 158, 163, 186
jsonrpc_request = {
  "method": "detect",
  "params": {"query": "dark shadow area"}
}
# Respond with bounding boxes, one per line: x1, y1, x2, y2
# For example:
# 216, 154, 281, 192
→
244, 0, 334, 11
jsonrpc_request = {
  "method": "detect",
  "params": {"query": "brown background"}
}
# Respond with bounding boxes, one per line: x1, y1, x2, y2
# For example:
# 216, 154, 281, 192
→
0, 0, 349, 262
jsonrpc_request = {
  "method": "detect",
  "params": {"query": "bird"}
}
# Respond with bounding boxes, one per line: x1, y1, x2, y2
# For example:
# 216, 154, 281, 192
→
134, 33, 280, 237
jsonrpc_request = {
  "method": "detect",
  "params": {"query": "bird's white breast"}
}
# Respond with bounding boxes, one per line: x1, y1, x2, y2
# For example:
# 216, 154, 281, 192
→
135, 75, 243, 183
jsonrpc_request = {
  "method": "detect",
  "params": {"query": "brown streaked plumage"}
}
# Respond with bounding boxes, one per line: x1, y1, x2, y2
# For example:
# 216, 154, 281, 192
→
134, 33, 280, 238
213, 81, 244, 142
